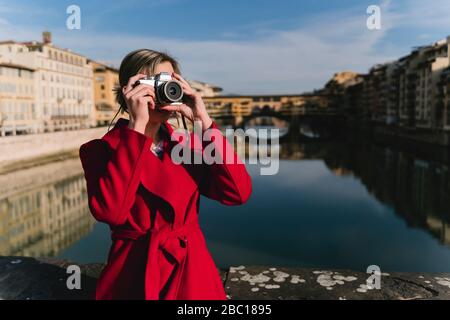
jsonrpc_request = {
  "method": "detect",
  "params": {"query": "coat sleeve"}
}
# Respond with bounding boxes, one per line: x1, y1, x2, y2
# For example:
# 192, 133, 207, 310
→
79, 126, 153, 226
196, 121, 252, 205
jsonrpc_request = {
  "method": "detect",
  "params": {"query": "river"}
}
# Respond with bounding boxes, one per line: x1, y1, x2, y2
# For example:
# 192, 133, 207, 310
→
1, 115, 449, 273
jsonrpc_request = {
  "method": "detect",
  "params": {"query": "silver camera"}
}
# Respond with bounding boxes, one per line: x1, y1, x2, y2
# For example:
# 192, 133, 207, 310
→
135, 72, 184, 106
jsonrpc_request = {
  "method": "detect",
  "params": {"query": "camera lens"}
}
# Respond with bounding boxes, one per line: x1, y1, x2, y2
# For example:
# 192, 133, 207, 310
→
169, 86, 177, 96
161, 81, 183, 102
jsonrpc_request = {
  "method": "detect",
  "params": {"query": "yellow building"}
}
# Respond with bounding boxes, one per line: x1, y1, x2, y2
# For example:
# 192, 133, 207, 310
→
0, 32, 95, 133
204, 96, 252, 117
189, 80, 222, 97
89, 60, 120, 126
203, 94, 318, 117
0, 61, 36, 136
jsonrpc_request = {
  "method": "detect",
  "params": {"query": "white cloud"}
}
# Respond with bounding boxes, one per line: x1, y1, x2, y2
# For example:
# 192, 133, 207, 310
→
0, 0, 449, 94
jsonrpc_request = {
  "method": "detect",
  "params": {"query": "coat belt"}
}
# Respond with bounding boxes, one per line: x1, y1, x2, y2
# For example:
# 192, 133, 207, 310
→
111, 219, 201, 299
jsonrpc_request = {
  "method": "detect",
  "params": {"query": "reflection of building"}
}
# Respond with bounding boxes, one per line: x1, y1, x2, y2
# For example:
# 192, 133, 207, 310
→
330, 167, 353, 177
322, 135, 450, 246
89, 60, 120, 126
427, 216, 450, 246
0, 158, 95, 257
0, 32, 95, 134
0, 60, 36, 136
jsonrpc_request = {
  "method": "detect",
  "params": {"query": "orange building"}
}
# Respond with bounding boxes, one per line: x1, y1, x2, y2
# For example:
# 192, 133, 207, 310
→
89, 60, 120, 126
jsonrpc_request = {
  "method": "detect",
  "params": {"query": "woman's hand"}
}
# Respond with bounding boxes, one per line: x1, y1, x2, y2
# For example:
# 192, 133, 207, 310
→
159, 72, 213, 130
122, 73, 156, 134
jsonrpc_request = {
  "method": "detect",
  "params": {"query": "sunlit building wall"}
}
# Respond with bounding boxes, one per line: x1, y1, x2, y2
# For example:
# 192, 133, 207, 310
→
0, 60, 36, 136
0, 32, 95, 133
89, 60, 120, 126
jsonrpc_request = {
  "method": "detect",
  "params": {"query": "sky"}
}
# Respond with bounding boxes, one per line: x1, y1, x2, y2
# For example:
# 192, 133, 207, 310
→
0, 0, 449, 94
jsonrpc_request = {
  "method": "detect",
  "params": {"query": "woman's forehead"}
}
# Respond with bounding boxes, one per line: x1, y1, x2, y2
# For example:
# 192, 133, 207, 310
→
140, 61, 175, 76
155, 61, 174, 73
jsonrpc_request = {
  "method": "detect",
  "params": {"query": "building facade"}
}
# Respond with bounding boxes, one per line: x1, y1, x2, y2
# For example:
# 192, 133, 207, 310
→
0, 159, 95, 257
89, 60, 120, 126
326, 35, 450, 133
203, 94, 324, 118
441, 68, 450, 131
0, 32, 95, 134
0, 60, 36, 136
189, 80, 222, 97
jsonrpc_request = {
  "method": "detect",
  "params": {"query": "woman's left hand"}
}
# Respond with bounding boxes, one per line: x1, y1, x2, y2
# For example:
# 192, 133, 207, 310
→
158, 72, 213, 130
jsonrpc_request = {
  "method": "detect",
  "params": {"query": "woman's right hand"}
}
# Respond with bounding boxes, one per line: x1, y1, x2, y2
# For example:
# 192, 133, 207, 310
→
122, 73, 155, 133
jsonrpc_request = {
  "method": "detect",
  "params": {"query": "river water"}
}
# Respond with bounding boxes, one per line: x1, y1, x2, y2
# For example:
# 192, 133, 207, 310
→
1, 115, 449, 273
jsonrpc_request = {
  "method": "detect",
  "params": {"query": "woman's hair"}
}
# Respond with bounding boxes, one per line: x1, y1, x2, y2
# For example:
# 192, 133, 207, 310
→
114, 49, 181, 113
108, 49, 187, 131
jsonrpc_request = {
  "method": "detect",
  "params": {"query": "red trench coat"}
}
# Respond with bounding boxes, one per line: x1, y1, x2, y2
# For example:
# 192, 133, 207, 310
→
79, 118, 252, 300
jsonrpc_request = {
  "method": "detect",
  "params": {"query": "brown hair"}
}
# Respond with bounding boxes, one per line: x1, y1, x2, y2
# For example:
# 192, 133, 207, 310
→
114, 49, 181, 113
108, 49, 187, 131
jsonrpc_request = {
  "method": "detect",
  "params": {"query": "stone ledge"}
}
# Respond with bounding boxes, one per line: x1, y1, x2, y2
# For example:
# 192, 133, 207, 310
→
1, 256, 449, 300
224, 265, 450, 300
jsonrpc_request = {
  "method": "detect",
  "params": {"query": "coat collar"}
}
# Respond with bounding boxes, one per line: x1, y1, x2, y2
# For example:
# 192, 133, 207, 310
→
102, 117, 174, 148
101, 117, 198, 229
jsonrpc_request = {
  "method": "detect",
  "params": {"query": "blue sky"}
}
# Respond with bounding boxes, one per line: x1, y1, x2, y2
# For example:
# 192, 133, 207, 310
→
0, 0, 449, 94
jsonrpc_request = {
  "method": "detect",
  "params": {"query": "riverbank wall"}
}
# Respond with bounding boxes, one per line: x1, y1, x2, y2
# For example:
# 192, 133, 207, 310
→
347, 119, 450, 148
0, 126, 107, 173
1, 256, 449, 300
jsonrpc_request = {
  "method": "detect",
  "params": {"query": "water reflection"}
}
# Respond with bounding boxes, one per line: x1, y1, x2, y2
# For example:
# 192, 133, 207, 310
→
243, 116, 289, 140
0, 115, 448, 271
216, 116, 450, 249
321, 140, 450, 246
0, 158, 95, 257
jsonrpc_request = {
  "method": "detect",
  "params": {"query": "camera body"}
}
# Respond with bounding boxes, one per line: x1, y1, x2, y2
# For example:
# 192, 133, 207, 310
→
135, 72, 184, 106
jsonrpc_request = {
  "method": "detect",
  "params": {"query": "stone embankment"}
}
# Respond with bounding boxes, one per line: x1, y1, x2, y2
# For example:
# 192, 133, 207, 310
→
0, 126, 106, 173
1, 256, 449, 300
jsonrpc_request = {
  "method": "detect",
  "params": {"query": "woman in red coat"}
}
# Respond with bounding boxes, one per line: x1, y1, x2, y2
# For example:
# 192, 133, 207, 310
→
79, 49, 252, 300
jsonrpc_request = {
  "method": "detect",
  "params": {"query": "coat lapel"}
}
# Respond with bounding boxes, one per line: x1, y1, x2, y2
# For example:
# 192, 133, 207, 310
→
101, 118, 198, 228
